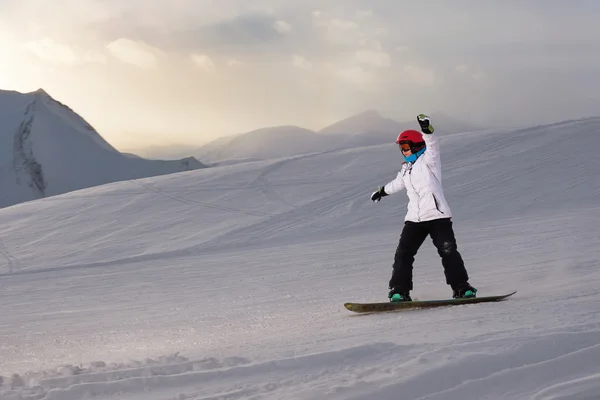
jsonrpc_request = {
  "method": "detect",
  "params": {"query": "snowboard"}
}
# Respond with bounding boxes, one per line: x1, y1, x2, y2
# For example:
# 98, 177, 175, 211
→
344, 291, 516, 313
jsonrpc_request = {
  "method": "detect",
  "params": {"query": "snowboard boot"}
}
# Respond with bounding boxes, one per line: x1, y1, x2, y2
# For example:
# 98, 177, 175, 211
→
452, 283, 477, 299
388, 289, 412, 302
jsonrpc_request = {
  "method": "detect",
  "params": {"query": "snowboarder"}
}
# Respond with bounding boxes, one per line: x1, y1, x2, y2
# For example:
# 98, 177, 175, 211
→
370, 114, 477, 302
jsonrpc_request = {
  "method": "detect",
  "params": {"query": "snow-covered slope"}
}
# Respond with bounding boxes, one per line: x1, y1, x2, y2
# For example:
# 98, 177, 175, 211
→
0, 89, 206, 208
1, 117, 600, 399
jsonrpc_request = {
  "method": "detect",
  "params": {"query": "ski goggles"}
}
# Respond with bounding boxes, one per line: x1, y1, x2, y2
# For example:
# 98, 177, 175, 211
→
399, 143, 412, 152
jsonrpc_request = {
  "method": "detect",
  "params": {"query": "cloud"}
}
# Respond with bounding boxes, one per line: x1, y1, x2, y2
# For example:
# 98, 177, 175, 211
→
5, 0, 600, 143
25, 38, 78, 65
227, 58, 246, 67
354, 39, 391, 67
327, 64, 376, 89
455, 64, 486, 81
402, 65, 436, 86
472, 71, 486, 81
273, 20, 291, 34
107, 38, 162, 69
24, 38, 106, 66
187, 14, 288, 52
292, 54, 312, 70
355, 49, 391, 68
317, 18, 359, 34
191, 54, 217, 72
314, 18, 360, 45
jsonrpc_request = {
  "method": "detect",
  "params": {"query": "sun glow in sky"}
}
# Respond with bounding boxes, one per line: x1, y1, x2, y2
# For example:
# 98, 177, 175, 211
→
2, 0, 600, 151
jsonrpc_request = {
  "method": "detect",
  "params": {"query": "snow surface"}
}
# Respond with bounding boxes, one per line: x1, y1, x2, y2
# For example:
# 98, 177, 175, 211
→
1, 117, 600, 399
0, 89, 206, 209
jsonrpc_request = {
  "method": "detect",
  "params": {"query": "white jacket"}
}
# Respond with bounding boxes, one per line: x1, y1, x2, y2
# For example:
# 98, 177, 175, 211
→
383, 133, 452, 222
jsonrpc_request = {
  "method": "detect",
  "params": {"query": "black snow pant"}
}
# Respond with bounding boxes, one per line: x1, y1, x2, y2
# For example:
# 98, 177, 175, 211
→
388, 218, 469, 292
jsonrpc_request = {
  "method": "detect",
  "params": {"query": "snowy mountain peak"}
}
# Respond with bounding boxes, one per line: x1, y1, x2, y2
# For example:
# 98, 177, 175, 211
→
351, 109, 383, 119
32, 87, 49, 97
0, 88, 207, 209
318, 109, 400, 135
33, 88, 117, 153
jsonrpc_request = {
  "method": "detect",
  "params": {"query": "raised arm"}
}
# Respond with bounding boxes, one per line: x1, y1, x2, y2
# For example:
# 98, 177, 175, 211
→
417, 114, 442, 174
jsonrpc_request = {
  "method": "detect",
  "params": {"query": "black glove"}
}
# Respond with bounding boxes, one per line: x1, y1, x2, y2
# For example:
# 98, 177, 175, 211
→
417, 114, 434, 134
371, 186, 388, 202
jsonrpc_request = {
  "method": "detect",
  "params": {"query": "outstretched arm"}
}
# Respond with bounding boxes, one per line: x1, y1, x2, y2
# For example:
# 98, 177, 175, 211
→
370, 169, 406, 202
384, 170, 406, 194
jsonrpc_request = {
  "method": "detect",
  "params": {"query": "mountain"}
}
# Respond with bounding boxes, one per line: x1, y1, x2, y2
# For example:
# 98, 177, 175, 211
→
195, 125, 341, 164
318, 110, 480, 146
194, 110, 480, 164
0, 88, 206, 208
1, 116, 600, 399
318, 109, 408, 135
125, 143, 202, 160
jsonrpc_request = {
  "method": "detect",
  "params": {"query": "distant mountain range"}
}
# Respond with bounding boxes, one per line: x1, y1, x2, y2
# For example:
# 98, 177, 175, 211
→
194, 110, 480, 165
0, 88, 206, 209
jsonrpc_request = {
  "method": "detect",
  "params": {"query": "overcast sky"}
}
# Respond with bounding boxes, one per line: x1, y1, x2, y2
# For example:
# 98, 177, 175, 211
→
1, 0, 599, 150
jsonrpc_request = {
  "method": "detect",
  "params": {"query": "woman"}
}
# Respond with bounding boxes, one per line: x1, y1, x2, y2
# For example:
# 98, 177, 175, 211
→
370, 114, 477, 302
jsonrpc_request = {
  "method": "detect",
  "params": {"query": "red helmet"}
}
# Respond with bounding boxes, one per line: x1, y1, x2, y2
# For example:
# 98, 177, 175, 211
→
395, 129, 424, 146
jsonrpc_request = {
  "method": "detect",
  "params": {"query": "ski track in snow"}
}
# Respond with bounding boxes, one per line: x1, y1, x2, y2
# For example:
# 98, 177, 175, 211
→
129, 178, 271, 218
3, 328, 600, 400
2, 119, 600, 399
0, 236, 18, 274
